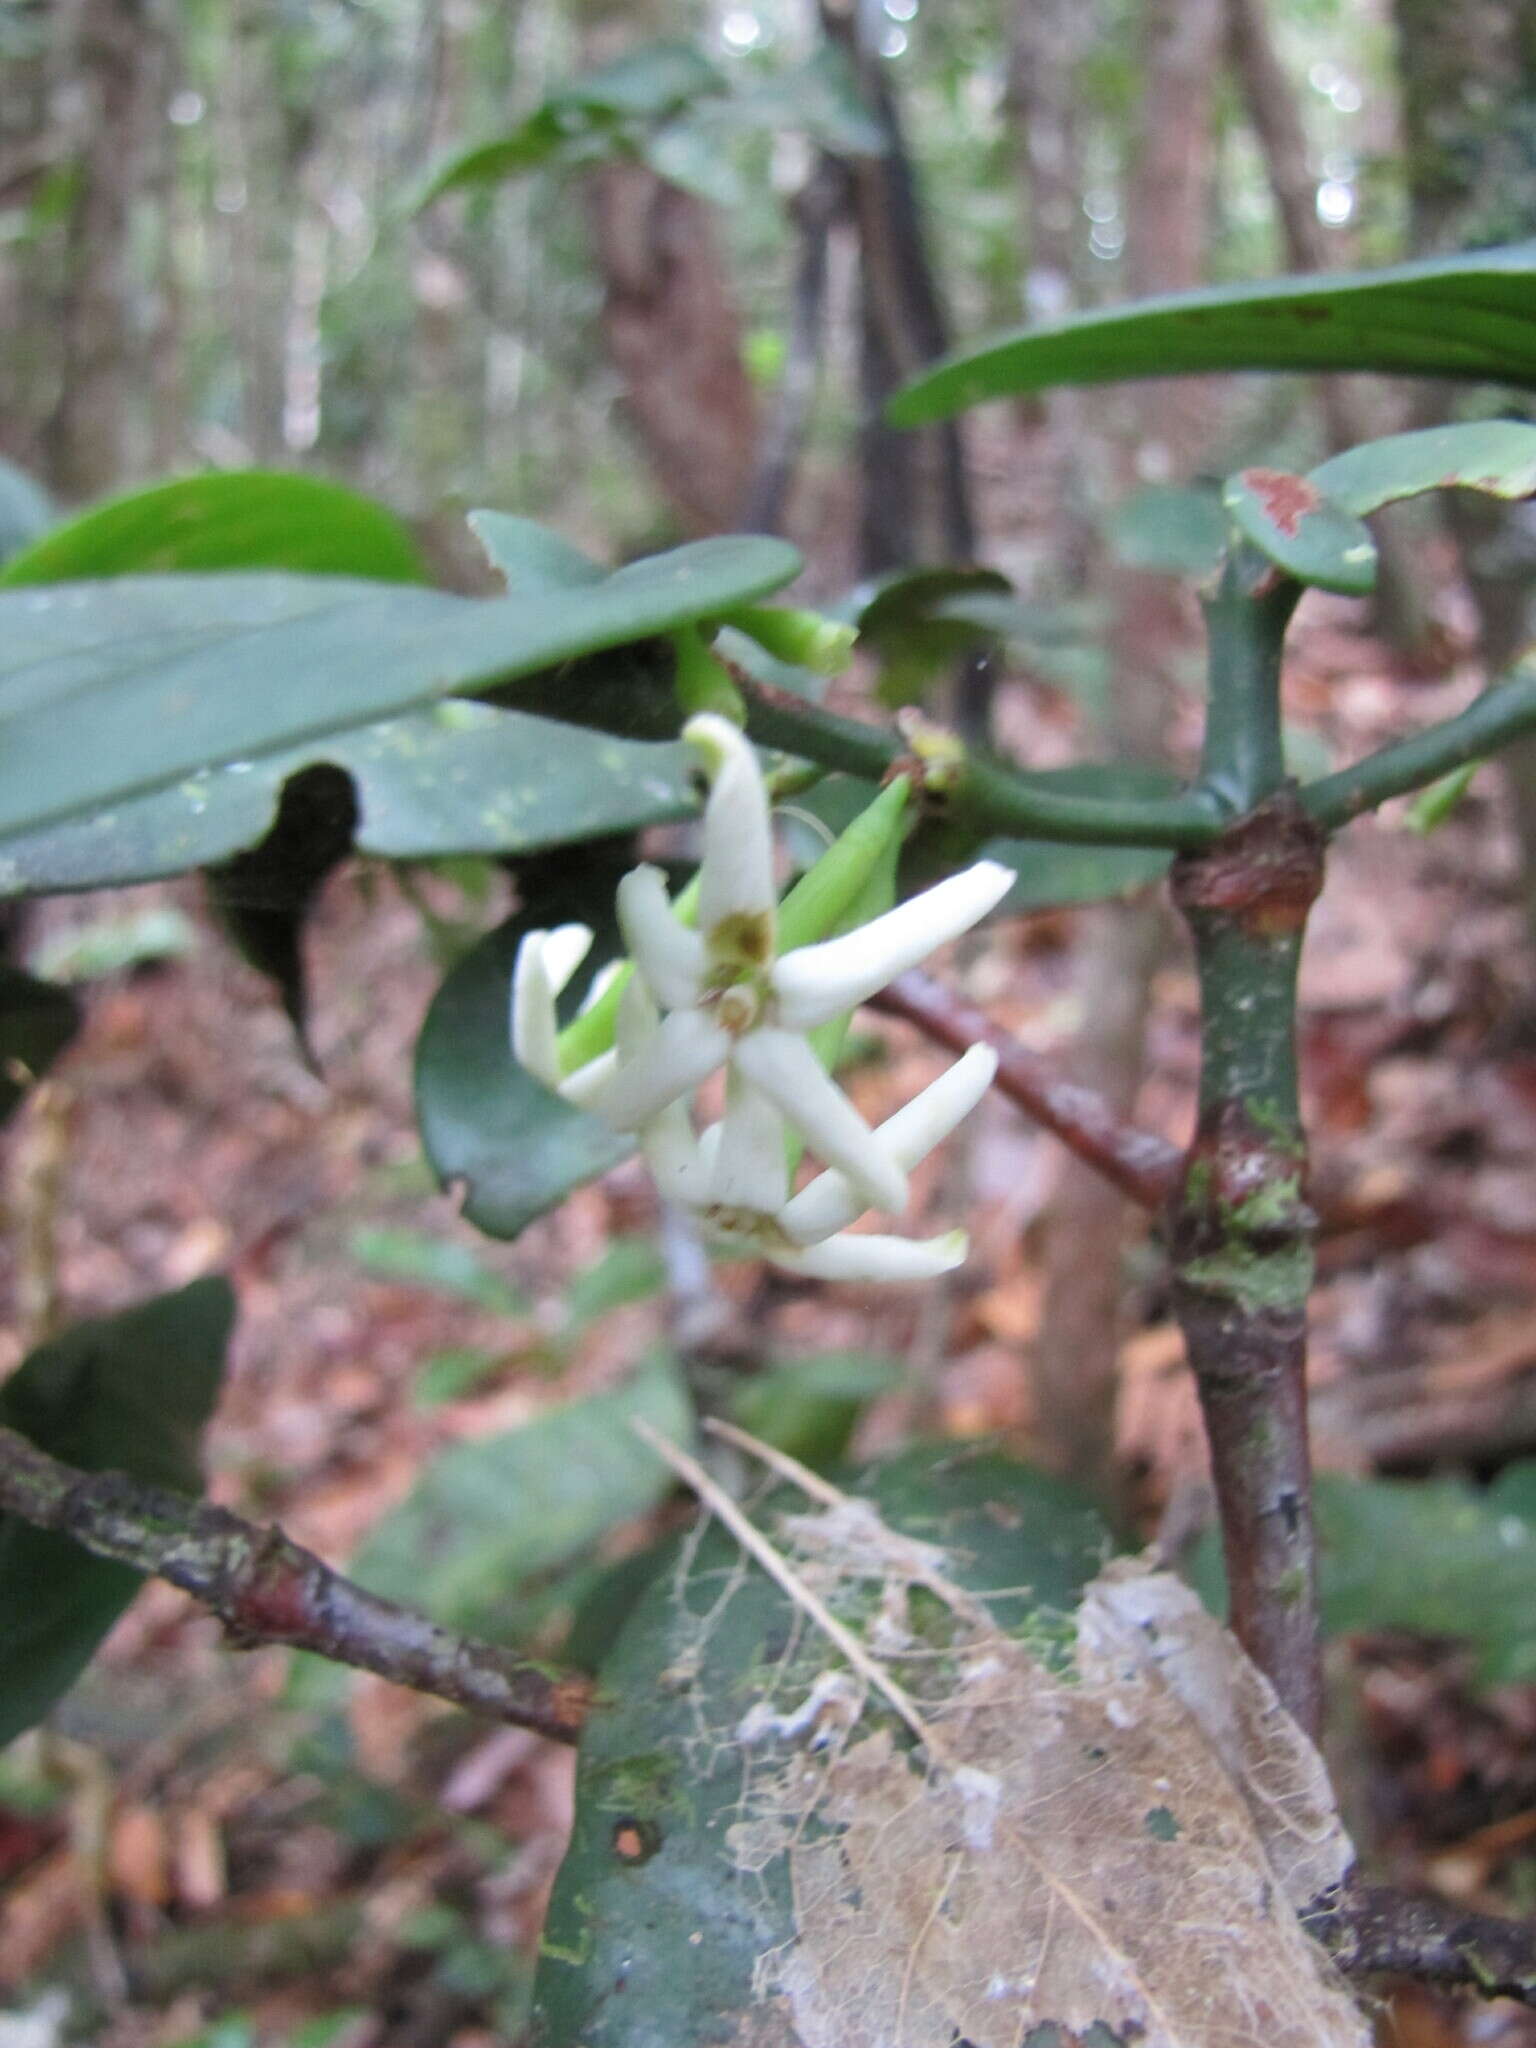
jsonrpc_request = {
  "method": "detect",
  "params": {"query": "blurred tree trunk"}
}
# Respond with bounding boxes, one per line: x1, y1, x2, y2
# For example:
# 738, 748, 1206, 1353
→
584, 165, 759, 535
819, 0, 988, 730
574, 7, 756, 536
1007, 0, 1095, 586
1392, 0, 1536, 936
1224, 0, 1428, 651
1030, 0, 1223, 1501
222, 0, 288, 465
45, 0, 174, 498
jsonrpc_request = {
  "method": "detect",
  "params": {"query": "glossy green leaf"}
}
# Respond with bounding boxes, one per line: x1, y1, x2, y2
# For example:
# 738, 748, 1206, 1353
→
351, 1351, 693, 1644
0, 964, 78, 1122
0, 457, 56, 568
0, 533, 796, 844
414, 885, 632, 1242
0, 1279, 234, 1747
890, 240, 1536, 426
1222, 469, 1378, 595
532, 1446, 1112, 2048
0, 702, 697, 897
0, 471, 427, 588
1309, 419, 1536, 517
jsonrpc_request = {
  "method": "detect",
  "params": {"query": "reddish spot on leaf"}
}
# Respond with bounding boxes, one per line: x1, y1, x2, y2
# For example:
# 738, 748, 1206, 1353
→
1241, 469, 1322, 538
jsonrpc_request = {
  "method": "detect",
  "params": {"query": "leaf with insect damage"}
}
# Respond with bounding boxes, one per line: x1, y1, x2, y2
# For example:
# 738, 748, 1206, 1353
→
536, 1453, 1367, 2048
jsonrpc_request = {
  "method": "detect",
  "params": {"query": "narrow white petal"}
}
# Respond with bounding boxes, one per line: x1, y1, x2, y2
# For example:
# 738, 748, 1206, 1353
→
779, 1044, 998, 1244
876, 1042, 998, 1166
510, 931, 564, 1088
708, 1072, 789, 1213
588, 1009, 731, 1132
617, 864, 704, 1011
639, 1100, 709, 1203
683, 713, 776, 938
771, 1229, 969, 1283
542, 923, 595, 998
731, 1026, 906, 1216
558, 1048, 618, 1108
770, 861, 1016, 1030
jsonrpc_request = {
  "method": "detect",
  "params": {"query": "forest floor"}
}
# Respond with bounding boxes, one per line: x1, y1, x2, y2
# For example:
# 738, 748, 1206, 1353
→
5, 565, 1536, 2046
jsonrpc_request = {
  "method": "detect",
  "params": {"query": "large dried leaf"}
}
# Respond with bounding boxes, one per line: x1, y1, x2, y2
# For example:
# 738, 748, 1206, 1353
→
536, 1464, 1366, 2048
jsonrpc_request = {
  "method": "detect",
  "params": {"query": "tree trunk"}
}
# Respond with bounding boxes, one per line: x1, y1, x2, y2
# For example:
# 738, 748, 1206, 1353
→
585, 164, 759, 536
45, 0, 171, 498
1031, 0, 1223, 1500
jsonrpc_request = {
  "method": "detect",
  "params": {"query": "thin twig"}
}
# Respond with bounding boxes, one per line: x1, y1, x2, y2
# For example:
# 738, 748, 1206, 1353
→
1306, 1885, 1536, 2007
870, 967, 1182, 1209
0, 1425, 588, 1743
632, 1419, 935, 1748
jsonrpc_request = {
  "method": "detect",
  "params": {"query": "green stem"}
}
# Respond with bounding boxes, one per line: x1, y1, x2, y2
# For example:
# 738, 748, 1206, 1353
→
1197, 546, 1302, 811
735, 678, 1222, 848
1172, 550, 1324, 1736
1303, 661, 1536, 829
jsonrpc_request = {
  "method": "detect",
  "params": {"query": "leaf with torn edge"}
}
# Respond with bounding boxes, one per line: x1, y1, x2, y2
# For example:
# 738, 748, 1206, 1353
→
535, 1443, 1367, 2048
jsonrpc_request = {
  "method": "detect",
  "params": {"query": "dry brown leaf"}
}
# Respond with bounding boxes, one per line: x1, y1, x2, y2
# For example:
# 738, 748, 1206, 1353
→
722, 1495, 1366, 2048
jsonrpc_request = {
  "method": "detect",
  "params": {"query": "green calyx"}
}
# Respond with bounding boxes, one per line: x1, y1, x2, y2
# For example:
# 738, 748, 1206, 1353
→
671, 626, 745, 722
724, 604, 858, 676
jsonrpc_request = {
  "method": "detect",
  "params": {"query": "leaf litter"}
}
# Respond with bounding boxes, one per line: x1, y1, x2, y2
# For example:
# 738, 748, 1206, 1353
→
642, 1421, 1370, 2048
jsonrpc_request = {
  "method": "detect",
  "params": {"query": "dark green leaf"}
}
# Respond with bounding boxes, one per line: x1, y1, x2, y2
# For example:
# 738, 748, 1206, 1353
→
351, 1350, 693, 1643
0, 965, 78, 1123
1309, 419, 1536, 516
414, 890, 632, 1242
0, 534, 796, 842
890, 241, 1536, 426
1222, 470, 1378, 595
0, 457, 56, 568
0, 703, 697, 896
0, 1278, 234, 1747
532, 1446, 1112, 2048
0, 471, 427, 588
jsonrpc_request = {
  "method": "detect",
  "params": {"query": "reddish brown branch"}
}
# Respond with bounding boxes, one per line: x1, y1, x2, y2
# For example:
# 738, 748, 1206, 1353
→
1307, 1885, 1536, 2006
870, 968, 1181, 1209
0, 1424, 589, 1743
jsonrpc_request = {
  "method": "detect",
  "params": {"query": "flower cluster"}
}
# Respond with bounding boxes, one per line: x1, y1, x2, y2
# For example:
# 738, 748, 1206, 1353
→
512, 715, 1012, 1282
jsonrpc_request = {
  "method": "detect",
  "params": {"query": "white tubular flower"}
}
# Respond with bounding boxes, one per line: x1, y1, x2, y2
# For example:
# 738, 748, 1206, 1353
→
642, 1043, 999, 1283
586, 713, 1014, 1219
509, 923, 619, 1106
